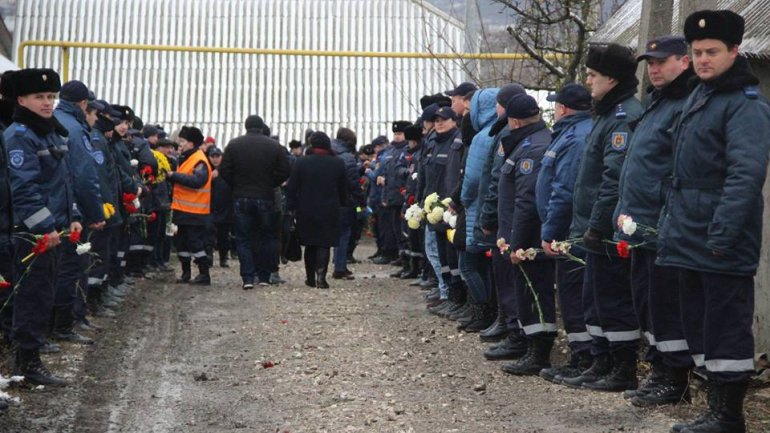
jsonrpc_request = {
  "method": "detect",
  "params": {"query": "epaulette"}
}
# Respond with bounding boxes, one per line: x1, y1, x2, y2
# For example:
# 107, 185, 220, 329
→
615, 104, 627, 119
743, 86, 758, 100
14, 124, 27, 136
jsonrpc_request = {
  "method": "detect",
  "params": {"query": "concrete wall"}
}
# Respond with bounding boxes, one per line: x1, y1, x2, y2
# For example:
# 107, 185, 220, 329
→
752, 59, 770, 352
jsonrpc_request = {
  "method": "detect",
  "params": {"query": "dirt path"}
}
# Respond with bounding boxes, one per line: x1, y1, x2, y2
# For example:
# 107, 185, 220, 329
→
0, 243, 757, 432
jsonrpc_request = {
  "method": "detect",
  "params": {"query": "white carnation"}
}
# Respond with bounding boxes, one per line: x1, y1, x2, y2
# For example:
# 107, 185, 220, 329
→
130, 159, 139, 167
76, 242, 92, 255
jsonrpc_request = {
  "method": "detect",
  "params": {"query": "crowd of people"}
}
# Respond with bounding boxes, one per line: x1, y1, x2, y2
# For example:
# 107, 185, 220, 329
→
0, 8, 767, 433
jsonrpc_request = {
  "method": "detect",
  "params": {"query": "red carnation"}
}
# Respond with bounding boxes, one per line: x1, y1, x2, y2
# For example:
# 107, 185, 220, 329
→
123, 193, 137, 202
616, 240, 630, 258
359, 177, 366, 186
32, 234, 49, 256
399, 187, 406, 196
0, 279, 10, 290
485, 249, 493, 258
68, 230, 81, 243
148, 211, 158, 223
407, 195, 416, 206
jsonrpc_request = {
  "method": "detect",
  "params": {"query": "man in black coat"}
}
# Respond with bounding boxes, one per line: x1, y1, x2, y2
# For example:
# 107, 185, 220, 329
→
209, 147, 233, 268
219, 115, 290, 289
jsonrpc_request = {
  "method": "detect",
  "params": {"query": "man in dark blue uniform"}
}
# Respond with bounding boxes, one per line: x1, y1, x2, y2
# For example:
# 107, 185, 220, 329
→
658, 10, 770, 433
4, 68, 78, 385
613, 35, 695, 407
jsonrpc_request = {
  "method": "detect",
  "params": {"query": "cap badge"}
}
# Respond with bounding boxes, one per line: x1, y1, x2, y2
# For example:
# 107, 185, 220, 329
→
650, 43, 657, 49
42, 74, 47, 82
698, 18, 706, 28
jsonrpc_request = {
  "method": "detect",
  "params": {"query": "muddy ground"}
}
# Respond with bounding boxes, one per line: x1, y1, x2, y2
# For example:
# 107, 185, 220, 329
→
1, 241, 769, 433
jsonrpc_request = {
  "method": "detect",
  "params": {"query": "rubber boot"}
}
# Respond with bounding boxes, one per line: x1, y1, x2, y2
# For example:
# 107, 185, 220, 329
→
583, 349, 639, 392
191, 263, 211, 285
624, 359, 665, 399
563, 352, 613, 388
632, 365, 691, 407
461, 303, 496, 333
479, 303, 507, 342
501, 335, 554, 375
678, 381, 747, 433
176, 260, 191, 283
14, 348, 67, 386
51, 307, 94, 345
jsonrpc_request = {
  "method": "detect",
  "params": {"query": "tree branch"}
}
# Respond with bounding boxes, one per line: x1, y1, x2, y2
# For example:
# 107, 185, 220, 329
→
507, 26, 564, 78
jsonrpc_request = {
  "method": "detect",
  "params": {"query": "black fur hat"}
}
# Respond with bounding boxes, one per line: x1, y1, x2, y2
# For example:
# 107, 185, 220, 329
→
404, 124, 423, 142
684, 10, 745, 46
111, 105, 135, 122
585, 44, 638, 81
2, 68, 61, 99
178, 125, 205, 147
392, 121, 412, 133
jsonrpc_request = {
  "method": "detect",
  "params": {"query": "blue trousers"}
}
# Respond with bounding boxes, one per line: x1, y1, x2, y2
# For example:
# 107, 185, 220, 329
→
233, 197, 276, 284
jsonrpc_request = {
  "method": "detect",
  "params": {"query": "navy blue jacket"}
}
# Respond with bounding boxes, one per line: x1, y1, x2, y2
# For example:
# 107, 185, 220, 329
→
657, 57, 770, 276
90, 129, 123, 228
54, 100, 103, 224
380, 140, 408, 208
422, 128, 458, 201
5, 109, 77, 235
498, 121, 551, 249
570, 80, 644, 250
536, 111, 592, 242
614, 69, 694, 249
332, 139, 364, 208
0, 130, 12, 245
478, 119, 512, 234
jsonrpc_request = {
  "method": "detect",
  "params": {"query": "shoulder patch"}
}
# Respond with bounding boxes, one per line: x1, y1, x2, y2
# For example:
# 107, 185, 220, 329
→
519, 158, 534, 174
83, 135, 93, 151
8, 149, 24, 168
92, 150, 105, 165
611, 132, 628, 151
615, 104, 627, 119
744, 86, 759, 99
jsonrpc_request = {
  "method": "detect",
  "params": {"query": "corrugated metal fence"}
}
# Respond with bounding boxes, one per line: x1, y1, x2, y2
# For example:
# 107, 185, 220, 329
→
14, 0, 466, 146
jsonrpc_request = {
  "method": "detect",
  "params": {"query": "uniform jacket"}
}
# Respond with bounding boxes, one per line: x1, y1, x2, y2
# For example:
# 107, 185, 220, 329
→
498, 121, 551, 248
423, 128, 460, 202
5, 107, 78, 235
211, 175, 233, 224
332, 139, 364, 208
54, 100, 103, 224
286, 149, 348, 247
536, 111, 592, 242
402, 142, 422, 213
570, 80, 643, 251
461, 87, 499, 250
657, 57, 770, 276
111, 136, 141, 220
0, 130, 12, 245
614, 68, 694, 249
90, 128, 123, 228
478, 119, 512, 234
380, 140, 408, 208
366, 148, 385, 211
219, 130, 291, 199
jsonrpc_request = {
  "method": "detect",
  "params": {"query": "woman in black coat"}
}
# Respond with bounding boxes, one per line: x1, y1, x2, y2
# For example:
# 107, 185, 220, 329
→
286, 132, 348, 288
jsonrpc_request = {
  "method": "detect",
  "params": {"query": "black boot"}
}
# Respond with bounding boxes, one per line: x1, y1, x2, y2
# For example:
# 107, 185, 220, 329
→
562, 352, 613, 388
304, 248, 316, 287
484, 331, 528, 360
176, 260, 191, 283
51, 308, 94, 345
191, 263, 211, 285
501, 335, 554, 376
624, 359, 665, 399
390, 253, 410, 277
479, 305, 507, 342
460, 303, 495, 332
583, 349, 638, 392
631, 365, 690, 407
316, 248, 330, 289
676, 381, 746, 433
15, 349, 67, 387
219, 253, 229, 268
399, 257, 421, 279
540, 351, 592, 384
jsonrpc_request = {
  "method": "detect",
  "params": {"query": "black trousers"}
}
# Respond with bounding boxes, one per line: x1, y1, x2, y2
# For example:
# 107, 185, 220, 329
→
108, 227, 130, 286
586, 251, 639, 353
436, 232, 461, 286
378, 206, 401, 256
514, 259, 556, 338
175, 224, 209, 266
678, 268, 754, 382
556, 258, 591, 356
215, 223, 232, 262
13, 240, 60, 350
303, 246, 330, 280
54, 229, 89, 314
0, 242, 15, 339
631, 249, 691, 368
493, 250, 520, 333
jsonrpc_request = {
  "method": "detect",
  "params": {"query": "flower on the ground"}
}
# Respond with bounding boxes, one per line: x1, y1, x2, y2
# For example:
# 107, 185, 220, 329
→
261, 360, 275, 369
618, 214, 638, 236
496, 238, 510, 255
76, 242, 92, 256
616, 240, 631, 258
68, 230, 81, 243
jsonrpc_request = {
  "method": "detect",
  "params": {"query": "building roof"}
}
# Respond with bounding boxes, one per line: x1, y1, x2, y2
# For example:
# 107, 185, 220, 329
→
591, 0, 770, 59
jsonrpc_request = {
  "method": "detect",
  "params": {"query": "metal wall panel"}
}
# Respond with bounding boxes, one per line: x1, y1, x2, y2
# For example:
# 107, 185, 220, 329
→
14, 0, 465, 147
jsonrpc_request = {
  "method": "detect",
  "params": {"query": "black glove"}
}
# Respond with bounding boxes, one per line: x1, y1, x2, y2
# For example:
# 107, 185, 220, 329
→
582, 228, 604, 252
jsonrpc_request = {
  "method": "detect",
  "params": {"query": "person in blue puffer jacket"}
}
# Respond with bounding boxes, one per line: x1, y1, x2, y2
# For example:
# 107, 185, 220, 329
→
458, 87, 499, 332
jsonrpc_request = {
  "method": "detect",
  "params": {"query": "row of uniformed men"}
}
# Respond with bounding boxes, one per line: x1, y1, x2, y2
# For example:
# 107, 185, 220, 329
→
0, 68, 219, 390
368, 9, 768, 433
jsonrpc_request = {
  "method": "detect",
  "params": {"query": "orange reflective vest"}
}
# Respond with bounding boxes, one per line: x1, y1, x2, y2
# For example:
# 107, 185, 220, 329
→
172, 149, 212, 215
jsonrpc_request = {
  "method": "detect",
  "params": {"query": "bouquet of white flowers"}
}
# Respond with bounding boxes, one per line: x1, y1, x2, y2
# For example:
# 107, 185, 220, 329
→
423, 193, 454, 225
405, 204, 425, 230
